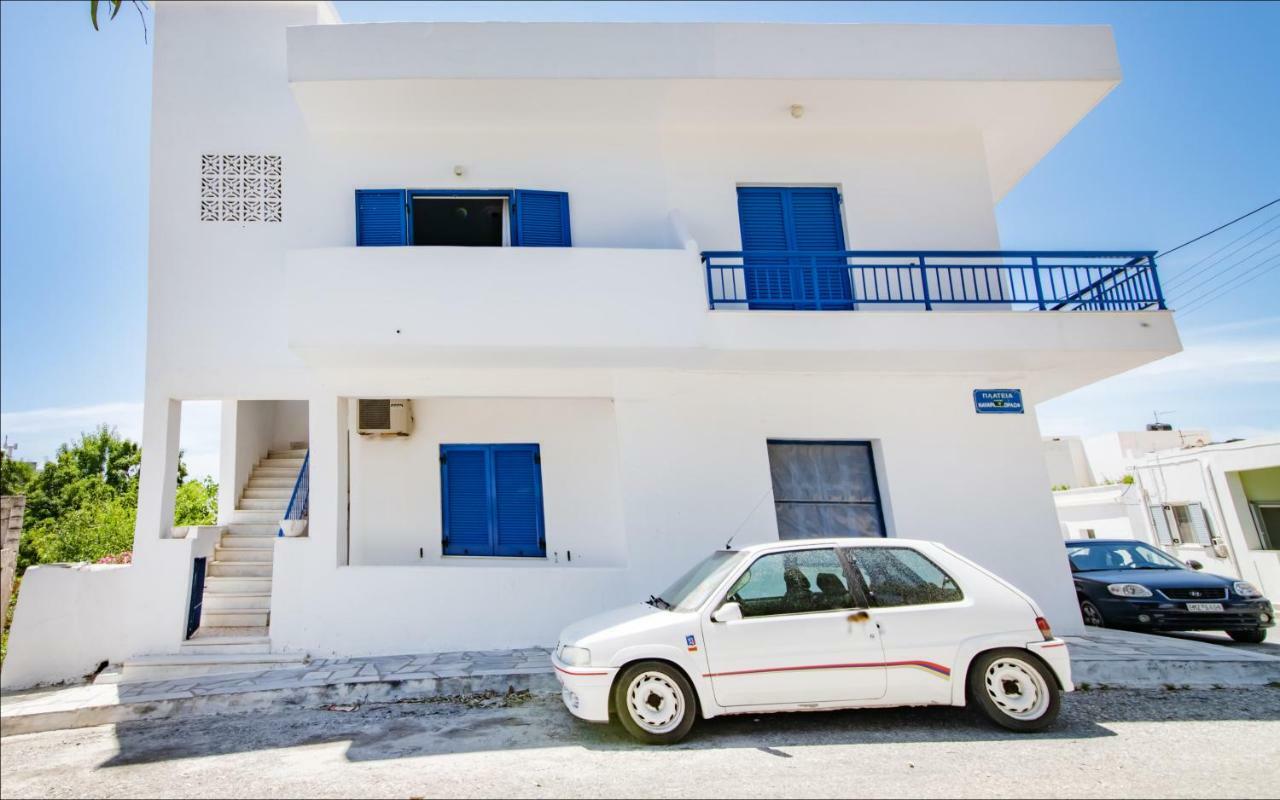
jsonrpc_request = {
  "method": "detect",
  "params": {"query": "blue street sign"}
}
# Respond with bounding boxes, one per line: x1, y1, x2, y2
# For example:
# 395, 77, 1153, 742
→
974, 389, 1024, 414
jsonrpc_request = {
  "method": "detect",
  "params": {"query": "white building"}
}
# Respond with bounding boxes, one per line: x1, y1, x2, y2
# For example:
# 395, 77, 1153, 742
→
1046, 431, 1280, 594
2, 2, 1183, 689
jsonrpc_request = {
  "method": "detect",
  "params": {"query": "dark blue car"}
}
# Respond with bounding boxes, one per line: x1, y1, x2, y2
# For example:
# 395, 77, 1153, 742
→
1066, 539, 1274, 643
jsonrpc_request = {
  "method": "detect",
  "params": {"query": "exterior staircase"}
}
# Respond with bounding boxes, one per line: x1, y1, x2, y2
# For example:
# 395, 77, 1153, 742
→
110, 448, 309, 684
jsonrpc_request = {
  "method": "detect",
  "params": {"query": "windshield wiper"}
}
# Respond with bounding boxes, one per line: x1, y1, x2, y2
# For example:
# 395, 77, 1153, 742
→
646, 595, 672, 610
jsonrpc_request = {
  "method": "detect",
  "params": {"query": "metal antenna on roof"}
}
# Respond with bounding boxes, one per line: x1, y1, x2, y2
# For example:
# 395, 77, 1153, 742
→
725, 486, 775, 550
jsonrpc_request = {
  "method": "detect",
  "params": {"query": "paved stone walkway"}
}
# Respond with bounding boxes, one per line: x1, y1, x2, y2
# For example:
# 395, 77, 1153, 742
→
3, 629, 1278, 736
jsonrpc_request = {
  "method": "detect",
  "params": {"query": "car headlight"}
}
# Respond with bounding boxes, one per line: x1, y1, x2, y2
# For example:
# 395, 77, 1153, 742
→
1234, 581, 1263, 599
1107, 583, 1154, 598
559, 645, 591, 667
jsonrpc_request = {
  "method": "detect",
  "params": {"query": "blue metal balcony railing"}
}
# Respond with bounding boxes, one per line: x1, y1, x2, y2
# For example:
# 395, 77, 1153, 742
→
279, 449, 309, 537
700, 250, 1165, 312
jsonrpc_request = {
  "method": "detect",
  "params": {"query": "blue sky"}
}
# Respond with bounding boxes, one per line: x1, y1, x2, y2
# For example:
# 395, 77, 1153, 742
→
1, 1, 1278, 479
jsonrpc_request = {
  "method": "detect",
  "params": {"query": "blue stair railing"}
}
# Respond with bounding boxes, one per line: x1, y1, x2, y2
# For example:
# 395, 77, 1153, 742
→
278, 449, 309, 537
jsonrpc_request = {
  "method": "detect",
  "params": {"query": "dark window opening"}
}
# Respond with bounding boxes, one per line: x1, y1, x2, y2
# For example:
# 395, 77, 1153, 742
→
412, 197, 505, 247
767, 441, 886, 539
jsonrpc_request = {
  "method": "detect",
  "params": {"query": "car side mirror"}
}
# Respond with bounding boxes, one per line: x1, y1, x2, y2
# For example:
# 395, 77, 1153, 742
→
712, 602, 743, 623
1186, 560, 1204, 571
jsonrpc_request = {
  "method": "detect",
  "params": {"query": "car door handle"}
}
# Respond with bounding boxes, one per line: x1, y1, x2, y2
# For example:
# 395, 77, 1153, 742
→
847, 611, 871, 623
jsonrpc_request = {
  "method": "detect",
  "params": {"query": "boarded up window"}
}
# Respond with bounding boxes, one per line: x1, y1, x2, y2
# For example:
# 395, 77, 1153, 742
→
767, 441, 885, 540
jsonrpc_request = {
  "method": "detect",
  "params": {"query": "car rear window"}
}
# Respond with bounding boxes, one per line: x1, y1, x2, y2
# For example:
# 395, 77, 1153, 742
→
846, 547, 964, 607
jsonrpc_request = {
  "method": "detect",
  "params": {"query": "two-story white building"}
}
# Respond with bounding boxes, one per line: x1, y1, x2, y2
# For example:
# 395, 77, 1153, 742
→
3, 1, 1183, 689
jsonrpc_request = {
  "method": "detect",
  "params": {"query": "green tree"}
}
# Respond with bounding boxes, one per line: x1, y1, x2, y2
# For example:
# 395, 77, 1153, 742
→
174, 475, 218, 527
0, 454, 36, 496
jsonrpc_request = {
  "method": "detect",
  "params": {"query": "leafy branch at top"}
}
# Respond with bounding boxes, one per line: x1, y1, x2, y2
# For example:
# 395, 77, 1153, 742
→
89, 0, 150, 44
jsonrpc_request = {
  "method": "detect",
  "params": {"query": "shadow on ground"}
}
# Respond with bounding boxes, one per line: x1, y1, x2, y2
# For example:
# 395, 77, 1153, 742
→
97, 687, 1280, 769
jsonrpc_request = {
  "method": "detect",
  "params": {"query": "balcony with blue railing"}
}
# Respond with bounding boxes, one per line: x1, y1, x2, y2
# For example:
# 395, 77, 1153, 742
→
701, 250, 1165, 312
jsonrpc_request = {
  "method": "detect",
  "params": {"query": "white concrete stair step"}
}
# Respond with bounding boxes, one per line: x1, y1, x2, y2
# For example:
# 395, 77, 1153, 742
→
242, 487, 293, 500
179, 630, 270, 655
118, 652, 305, 683
227, 510, 283, 524
268, 448, 308, 459
249, 467, 302, 480
246, 477, 296, 489
208, 562, 273, 578
240, 498, 288, 511
203, 592, 272, 611
259, 458, 304, 470
219, 535, 275, 549
200, 609, 270, 628
205, 576, 273, 594
214, 547, 273, 564
225, 523, 279, 536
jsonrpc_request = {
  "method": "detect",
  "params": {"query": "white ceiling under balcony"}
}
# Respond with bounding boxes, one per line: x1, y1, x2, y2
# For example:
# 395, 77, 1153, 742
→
286, 22, 1121, 200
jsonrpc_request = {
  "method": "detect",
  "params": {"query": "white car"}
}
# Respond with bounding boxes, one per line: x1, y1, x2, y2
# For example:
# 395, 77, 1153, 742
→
553, 538, 1071, 744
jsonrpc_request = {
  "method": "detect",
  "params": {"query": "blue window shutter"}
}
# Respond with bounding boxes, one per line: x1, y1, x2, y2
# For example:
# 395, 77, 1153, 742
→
513, 190, 571, 247
355, 189, 407, 246
442, 446, 493, 556
787, 188, 850, 306
736, 186, 849, 309
492, 445, 545, 557
737, 187, 792, 306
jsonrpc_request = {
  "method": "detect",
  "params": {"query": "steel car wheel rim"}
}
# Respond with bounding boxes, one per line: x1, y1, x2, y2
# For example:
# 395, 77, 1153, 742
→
984, 657, 1050, 721
626, 671, 684, 734
1081, 602, 1104, 627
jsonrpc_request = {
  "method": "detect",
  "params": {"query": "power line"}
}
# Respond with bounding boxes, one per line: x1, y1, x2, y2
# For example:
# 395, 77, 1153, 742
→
1160, 213, 1280, 287
1177, 253, 1280, 318
1158, 196, 1280, 258
1166, 236, 1280, 299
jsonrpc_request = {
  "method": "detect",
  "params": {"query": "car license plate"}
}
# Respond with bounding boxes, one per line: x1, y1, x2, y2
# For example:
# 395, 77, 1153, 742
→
1186, 602, 1224, 612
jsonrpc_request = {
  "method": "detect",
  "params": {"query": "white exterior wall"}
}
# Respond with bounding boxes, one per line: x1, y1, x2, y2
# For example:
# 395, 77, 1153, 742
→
1043, 436, 1094, 490
4, 3, 1188, 686
1083, 429, 1211, 484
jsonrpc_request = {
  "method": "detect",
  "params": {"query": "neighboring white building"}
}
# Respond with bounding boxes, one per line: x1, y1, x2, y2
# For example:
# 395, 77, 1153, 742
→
1047, 431, 1280, 594
3, 2, 1183, 688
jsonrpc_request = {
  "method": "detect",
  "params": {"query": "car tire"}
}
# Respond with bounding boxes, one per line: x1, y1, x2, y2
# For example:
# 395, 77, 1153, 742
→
1227, 629, 1267, 644
968, 649, 1061, 733
613, 661, 698, 745
1079, 599, 1106, 628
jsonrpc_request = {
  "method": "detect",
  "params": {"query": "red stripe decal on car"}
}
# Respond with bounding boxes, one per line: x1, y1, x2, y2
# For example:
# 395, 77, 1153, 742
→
554, 665, 609, 677
702, 660, 951, 679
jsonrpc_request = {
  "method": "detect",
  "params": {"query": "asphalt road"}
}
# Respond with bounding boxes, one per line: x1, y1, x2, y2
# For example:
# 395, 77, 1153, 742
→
2, 688, 1278, 799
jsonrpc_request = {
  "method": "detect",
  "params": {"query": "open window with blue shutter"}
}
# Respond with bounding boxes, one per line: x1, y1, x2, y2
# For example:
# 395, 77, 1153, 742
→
736, 186, 851, 310
354, 189, 570, 248
440, 444, 546, 558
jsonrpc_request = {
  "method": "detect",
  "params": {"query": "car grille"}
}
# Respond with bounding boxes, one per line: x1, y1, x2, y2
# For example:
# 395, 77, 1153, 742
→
1160, 587, 1228, 601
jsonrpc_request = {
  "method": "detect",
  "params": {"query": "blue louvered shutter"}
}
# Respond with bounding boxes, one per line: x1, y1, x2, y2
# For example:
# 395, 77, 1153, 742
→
492, 445, 546, 557
442, 446, 493, 556
355, 189, 407, 246
737, 187, 793, 307
513, 190, 571, 247
788, 188, 851, 307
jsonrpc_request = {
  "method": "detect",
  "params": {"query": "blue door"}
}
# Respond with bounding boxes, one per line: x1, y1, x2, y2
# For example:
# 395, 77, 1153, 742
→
737, 187, 851, 309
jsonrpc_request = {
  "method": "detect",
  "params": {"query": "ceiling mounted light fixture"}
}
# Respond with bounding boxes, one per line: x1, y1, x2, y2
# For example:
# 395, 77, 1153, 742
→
790, 104, 805, 119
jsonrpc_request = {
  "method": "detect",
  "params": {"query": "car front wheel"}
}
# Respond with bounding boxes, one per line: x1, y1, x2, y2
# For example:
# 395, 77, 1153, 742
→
968, 649, 1061, 732
614, 661, 697, 744
1228, 629, 1267, 644
1079, 599, 1106, 628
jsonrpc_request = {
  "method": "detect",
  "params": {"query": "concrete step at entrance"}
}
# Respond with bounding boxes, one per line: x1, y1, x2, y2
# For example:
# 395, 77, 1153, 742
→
209, 561, 272, 578
242, 487, 293, 500
118, 652, 305, 683
179, 630, 270, 656
225, 523, 278, 537
268, 448, 308, 460
219, 535, 275, 550
203, 592, 272, 611
201, 609, 269, 628
227, 510, 282, 524
214, 546, 273, 563
240, 498, 288, 511
206, 576, 272, 594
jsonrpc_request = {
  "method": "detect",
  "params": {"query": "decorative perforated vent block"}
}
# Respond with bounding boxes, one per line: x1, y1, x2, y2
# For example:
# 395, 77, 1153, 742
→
200, 154, 283, 222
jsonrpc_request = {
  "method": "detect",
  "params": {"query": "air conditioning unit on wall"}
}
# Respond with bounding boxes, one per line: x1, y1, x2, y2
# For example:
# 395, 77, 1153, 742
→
357, 398, 414, 436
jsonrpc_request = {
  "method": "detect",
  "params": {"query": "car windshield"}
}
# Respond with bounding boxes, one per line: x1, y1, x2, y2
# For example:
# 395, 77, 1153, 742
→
1067, 541, 1186, 573
655, 550, 747, 612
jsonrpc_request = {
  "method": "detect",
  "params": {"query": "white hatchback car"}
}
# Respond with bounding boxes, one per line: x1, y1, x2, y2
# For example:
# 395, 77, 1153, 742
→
553, 538, 1071, 743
